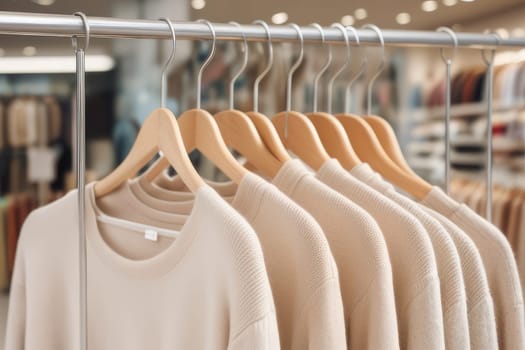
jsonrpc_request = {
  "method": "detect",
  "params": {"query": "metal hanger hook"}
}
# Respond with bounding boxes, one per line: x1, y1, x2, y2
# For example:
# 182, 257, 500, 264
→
196, 19, 217, 109
344, 26, 362, 113
252, 20, 273, 113
481, 32, 500, 66
311, 23, 332, 113
327, 23, 350, 114
72, 12, 90, 52
158, 17, 176, 108
437, 27, 458, 64
286, 23, 304, 112
228, 21, 248, 110
362, 24, 385, 115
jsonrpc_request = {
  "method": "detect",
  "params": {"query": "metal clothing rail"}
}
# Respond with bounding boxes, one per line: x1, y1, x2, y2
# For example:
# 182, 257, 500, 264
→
0, 11, 524, 48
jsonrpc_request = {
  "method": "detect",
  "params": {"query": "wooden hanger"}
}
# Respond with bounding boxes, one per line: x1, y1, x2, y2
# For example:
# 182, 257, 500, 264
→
364, 115, 419, 176
212, 22, 282, 178
95, 19, 205, 198
271, 23, 331, 171
95, 108, 205, 197
305, 23, 361, 170
145, 20, 248, 184
336, 24, 432, 199
244, 20, 291, 163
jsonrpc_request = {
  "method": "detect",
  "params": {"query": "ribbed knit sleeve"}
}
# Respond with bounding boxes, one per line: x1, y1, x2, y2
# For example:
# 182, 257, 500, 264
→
227, 311, 281, 350
422, 206, 498, 350
5, 215, 27, 350
293, 278, 347, 350
405, 277, 445, 350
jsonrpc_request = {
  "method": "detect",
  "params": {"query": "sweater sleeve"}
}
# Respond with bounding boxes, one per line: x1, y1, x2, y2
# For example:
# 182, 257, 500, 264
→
294, 278, 347, 350
404, 277, 445, 350
5, 235, 26, 350
227, 311, 281, 350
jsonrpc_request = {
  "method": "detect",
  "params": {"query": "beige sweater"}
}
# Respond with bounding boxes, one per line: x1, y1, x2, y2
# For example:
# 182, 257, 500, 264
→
147, 165, 399, 349
350, 163, 469, 350
315, 159, 445, 350
5, 184, 280, 350
422, 186, 525, 350
421, 206, 498, 350
126, 173, 347, 350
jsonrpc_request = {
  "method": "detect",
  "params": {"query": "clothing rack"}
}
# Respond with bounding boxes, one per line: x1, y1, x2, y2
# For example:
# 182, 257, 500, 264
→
1, 10, 525, 350
0, 11, 524, 48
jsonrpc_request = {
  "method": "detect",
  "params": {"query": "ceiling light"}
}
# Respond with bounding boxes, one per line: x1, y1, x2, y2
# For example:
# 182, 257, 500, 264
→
0, 48, 5, 57
271, 12, 288, 25
0, 55, 115, 74
460, 0, 475, 2
22, 46, 37, 56
443, 0, 457, 6
421, 0, 438, 12
31, 0, 55, 5
496, 28, 509, 39
512, 28, 525, 37
341, 15, 355, 26
396, 12, 411, 25
191, 0, 206, 10
354, 8, 368, 20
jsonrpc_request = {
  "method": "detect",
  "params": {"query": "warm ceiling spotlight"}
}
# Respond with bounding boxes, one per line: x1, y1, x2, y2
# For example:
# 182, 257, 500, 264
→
341, 15, 355, 26
191, 0, 206, 10
271, 12, 288, 24
354, 8, 368, 20
443, 0, 458, 6
396, 12, 411, 25
31, 0, 56, 5
421, 0, 438, 12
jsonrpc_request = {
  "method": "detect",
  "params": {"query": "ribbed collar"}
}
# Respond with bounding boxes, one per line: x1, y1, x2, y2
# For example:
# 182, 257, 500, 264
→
420, 186, 461, 217
85, 182, 216, 279
272, 159, 313, 196
133, 172, 269, 223
349, 162, 394, 194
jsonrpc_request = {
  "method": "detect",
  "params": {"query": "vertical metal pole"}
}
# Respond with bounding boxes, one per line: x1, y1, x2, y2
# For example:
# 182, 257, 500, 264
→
485, 61, 494, 221
75, 47, 87, 350
482, 42, 497, 221
72, 12, 89, 350
444, 60, 451, 194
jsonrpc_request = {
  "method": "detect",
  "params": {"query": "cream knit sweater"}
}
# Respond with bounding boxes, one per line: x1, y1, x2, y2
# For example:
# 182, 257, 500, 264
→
146, 165, 399, 349
126, 173, 347, 350
315, 159, 445, 350
422, 186, 525, 350
5, 184, 280, 350
350, 163, 469, 350
421, 206, 498, 349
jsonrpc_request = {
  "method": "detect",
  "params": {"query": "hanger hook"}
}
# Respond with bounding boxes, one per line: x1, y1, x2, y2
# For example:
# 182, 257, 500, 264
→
481, 32, 500, 65
311, 23, 332, 113
227, 21, 248, 110
437, 27, 458, 64
362, 24, 385, 115
327, 23, 350, 114
286, 23, 304, 112
196, 19, 217, 109
72, 12, 90, 52
158, 17, 176, 108
252, 20, 273, 113
344, 26, 362, 113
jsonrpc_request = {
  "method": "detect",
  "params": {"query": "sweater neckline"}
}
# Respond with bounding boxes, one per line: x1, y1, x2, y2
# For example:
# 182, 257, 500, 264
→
131, 172, 268, 223
85, 182, 212, 279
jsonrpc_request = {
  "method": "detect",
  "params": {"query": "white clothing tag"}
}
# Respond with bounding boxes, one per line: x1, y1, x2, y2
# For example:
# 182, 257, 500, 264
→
144, 229, 158, 242
27, 147, 57, 182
